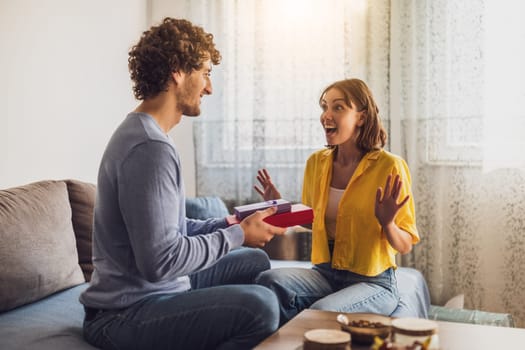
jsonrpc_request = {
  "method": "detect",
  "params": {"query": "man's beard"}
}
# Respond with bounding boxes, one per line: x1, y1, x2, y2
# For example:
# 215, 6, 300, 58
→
176, 80, 201, 117
179, 100, 201, 116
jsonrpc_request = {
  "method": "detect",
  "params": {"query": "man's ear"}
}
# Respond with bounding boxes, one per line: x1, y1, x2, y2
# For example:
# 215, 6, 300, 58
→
171, 71, 185, 86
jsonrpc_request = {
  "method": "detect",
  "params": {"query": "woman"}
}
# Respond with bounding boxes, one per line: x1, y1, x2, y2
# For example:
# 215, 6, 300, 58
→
254, 78, 419, 325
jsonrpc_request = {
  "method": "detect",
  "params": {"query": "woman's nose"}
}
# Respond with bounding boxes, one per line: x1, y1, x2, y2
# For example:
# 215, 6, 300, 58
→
321, 112, 331, 123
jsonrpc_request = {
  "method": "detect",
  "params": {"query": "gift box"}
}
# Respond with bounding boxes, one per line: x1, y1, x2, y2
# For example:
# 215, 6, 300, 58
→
229, 202, 314, 228
263, 204, 314, 228
234, 199, 292, 220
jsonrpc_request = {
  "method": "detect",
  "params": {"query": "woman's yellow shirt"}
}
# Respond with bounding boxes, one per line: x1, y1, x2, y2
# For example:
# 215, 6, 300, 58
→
302, 148, 419, 276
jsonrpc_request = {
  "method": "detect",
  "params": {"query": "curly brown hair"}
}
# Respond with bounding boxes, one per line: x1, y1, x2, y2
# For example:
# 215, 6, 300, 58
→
319, 78, 387, 152
128, 17, 221, 100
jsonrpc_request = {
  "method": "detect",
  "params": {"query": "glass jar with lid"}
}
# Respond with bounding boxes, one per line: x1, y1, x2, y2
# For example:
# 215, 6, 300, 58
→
391, 318, 439, 349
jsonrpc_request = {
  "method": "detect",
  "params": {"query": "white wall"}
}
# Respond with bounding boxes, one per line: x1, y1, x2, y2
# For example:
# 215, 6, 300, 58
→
0, 0, 148, 188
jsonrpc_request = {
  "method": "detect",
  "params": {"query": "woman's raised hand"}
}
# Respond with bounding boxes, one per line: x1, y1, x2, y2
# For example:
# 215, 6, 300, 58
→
374, 174, 410, 228
254, 168, 282, 201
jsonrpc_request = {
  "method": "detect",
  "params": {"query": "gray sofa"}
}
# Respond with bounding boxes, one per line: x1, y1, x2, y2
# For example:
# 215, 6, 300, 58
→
0, 180, 512, 350
0, 180, 97, 350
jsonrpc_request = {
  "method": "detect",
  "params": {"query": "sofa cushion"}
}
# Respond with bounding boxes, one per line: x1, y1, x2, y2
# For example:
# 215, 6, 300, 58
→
65, 179, 96, 282
0, 181, 85, 312
0, 283, 97, 350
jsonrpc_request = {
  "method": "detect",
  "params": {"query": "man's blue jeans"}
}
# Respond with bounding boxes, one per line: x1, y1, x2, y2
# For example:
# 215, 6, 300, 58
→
255, 263, 399, 326
83, 248, 279, 350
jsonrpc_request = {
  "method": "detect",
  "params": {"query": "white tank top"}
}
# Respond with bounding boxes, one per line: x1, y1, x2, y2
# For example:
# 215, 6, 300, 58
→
325, 186, 345, 239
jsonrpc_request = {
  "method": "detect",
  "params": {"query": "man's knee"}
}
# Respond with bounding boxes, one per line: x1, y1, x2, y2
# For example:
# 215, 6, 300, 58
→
254, 269, 278, 287
249, 248, 271, 270
242, 285, 280, 329
232, 247, 271, 270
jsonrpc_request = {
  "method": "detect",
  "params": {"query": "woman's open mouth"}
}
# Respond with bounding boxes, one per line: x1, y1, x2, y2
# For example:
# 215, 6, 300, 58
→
324, 127, 337, 136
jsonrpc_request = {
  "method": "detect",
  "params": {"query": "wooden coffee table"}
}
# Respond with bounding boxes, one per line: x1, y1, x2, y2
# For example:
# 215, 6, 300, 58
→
255, 309, 525, 349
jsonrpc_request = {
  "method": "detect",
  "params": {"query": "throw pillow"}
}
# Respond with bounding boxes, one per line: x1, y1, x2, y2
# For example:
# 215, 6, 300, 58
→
65, 179, 96, 282
0, 181, 85, 312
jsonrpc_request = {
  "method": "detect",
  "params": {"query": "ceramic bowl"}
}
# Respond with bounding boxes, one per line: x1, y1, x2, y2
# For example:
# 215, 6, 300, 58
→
338, 313, 392, 345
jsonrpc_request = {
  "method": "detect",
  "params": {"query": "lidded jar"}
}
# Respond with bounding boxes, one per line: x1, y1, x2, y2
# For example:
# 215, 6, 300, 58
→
303, 329, 351, 350
391, 318, 439, 349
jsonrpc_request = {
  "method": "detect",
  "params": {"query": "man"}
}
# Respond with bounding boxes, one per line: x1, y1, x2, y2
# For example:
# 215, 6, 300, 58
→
80, 18, 286, 350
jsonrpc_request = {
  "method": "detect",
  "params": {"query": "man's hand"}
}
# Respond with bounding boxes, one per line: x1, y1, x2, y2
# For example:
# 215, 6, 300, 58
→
254, 168, 282, 201
240, 206, 286, 247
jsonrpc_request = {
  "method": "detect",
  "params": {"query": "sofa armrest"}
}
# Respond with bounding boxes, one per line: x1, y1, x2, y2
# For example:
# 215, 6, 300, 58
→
428, 305, 515, 327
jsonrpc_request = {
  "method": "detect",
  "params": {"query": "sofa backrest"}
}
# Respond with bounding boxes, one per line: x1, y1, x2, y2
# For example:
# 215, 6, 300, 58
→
185, 196, 229, 219
0, 179, 237, 312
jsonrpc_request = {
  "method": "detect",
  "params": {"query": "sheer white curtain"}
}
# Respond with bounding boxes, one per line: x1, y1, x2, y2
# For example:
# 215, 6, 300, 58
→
170, 0, 391, 204
392, 0, 525, 327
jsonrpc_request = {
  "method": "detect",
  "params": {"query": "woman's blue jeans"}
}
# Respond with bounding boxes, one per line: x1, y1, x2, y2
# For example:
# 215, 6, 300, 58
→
83, 248, 279, 350
255, 263, 399, 326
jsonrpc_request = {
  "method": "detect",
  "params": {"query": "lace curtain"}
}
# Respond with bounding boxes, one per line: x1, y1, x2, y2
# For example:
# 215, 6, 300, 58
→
155, 0, 525, 326
392, 0, 525, 327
